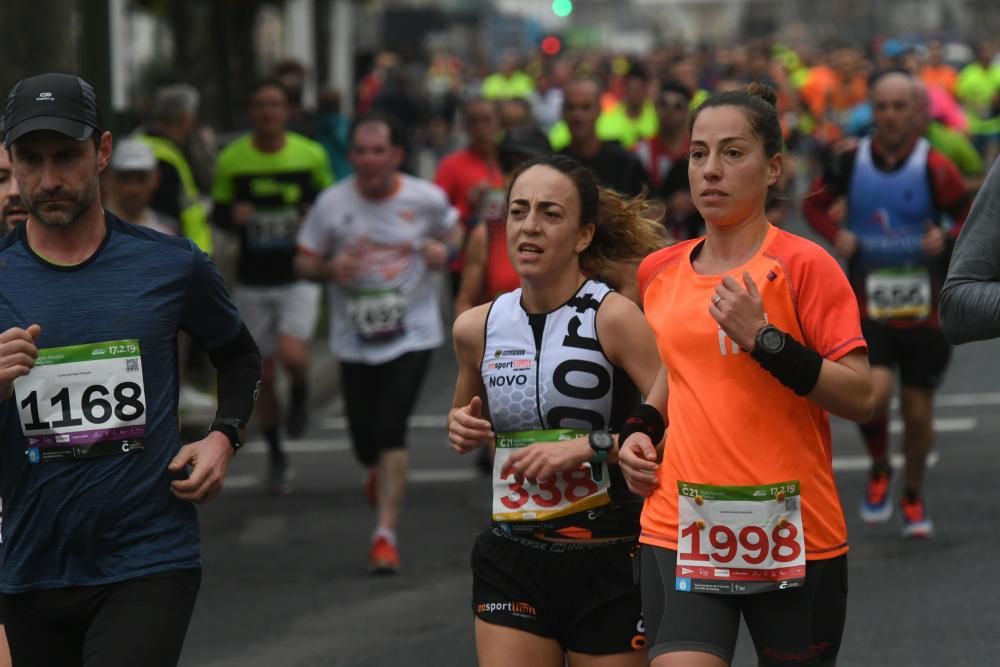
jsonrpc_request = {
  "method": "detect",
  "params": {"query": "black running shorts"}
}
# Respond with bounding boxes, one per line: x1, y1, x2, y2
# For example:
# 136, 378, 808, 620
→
471, 527, 645, 655
641, 546, 847, 666
862, 319, 952, 390
339, 349, 432, 466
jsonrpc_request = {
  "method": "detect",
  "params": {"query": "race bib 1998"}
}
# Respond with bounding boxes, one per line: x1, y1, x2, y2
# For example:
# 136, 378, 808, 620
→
14, 340, 147, 463
675, 480, 806, 594
492, 429, 610, 526
866, 267, 931, 320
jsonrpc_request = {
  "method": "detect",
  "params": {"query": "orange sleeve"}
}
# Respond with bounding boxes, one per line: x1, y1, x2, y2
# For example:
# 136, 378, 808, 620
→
785, 239, 867, 360
638, 242, 692, 300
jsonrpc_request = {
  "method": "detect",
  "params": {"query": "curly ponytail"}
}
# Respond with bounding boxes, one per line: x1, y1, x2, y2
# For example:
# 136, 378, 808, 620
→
581, 187, 666, 288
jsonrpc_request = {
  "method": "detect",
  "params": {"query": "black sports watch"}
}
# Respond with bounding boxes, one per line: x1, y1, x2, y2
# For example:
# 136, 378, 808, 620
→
588, 431, 614, 482
752, 324, 786, 359
209, 419, 242, 453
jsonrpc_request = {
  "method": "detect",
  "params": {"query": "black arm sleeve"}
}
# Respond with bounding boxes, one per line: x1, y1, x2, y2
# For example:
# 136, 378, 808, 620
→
206, 323, 262, 429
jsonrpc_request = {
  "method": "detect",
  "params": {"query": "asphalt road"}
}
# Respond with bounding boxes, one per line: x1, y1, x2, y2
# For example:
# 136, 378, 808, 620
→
178, 325, 1000, 666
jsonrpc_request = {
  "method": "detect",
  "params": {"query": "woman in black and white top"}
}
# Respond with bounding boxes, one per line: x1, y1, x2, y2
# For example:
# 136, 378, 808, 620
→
448, 153, 666, 666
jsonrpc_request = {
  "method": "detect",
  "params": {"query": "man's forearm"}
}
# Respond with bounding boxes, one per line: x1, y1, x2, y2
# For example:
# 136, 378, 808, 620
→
294, 254, 329, 282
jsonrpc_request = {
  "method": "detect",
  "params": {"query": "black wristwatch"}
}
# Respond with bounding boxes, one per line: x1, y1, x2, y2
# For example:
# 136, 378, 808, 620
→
588, 431, 614, 482
209, 419, 242, 453
752, 324, 786, 359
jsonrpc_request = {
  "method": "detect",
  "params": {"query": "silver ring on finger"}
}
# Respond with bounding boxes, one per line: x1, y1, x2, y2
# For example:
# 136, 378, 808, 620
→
712, 294, 723, 306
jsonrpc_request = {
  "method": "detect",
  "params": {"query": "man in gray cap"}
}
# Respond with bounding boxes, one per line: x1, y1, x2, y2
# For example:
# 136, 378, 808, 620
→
0, 73, 261, 667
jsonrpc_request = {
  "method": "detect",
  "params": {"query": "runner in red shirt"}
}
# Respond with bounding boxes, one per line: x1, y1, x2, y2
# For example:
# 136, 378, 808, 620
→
435, 98, 503, 294
454, 127, 552, 316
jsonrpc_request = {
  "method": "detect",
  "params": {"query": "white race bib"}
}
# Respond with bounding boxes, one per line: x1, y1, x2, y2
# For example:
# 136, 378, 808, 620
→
347, 288, 406, 342
866, 268, 931, 320
14, 340, 147, 463
491, 429, 610, 526
246, 208, 299, 250
675, 480, 806, 594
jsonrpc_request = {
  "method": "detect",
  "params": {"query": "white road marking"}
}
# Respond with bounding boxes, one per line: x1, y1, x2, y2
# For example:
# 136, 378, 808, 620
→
931, 392, 1000, 408
224, 467, 480, 490
321, 415, 978, 436
320, 393, 996, 433
888, 417, 977, 434
409, 468, 480, 483
322, 415, 446, 430
227, 451, 941, 491
239, 439, 351, 454
832, 451, 940, 472
227, 404, 978, 489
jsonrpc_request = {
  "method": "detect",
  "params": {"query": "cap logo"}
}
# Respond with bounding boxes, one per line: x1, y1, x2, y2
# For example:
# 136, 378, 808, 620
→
36, 92, 54, 102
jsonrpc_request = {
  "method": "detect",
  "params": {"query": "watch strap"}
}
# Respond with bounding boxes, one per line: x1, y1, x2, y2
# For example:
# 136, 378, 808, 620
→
209, 420, 242, 452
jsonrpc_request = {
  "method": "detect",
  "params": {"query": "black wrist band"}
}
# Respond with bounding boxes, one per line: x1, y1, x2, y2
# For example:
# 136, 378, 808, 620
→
209, 420, 241, 453
751, 331, 823, 396
618, 403, 666, 446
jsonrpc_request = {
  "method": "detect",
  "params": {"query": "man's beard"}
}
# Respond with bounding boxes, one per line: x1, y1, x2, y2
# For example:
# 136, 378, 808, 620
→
25, 180, 96, 228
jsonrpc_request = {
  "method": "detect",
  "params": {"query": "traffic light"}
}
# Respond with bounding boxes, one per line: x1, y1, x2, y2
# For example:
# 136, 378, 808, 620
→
541, 35, 562, 56
551, 0, 573, 18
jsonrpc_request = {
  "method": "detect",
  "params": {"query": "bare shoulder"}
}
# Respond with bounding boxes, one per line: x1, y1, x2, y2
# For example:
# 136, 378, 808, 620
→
597, 291, 643, 342
453, 302, 491, 359
597, 290, 644, 327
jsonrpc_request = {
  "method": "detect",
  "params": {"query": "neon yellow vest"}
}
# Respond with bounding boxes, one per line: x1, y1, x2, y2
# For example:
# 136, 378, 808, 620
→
136, 134, 213, 254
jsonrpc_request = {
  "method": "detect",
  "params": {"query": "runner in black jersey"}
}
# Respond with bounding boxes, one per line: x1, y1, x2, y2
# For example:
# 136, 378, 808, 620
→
449, 154, 666, 665
213, 79, 332, 493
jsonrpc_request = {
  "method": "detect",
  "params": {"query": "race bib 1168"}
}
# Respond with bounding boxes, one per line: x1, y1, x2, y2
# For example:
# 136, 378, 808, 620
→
13, 340, 147, 463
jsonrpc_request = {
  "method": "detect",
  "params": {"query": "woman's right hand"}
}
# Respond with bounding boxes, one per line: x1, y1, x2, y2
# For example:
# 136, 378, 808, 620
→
448, 396, 494, 454
618, 433, 660, 496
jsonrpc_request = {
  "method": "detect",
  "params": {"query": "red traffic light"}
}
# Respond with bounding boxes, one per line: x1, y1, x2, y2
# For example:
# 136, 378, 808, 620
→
541, 35, 562, 56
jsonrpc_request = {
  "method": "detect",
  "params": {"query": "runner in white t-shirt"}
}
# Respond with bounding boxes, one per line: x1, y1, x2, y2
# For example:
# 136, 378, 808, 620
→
296, 113, 462, 573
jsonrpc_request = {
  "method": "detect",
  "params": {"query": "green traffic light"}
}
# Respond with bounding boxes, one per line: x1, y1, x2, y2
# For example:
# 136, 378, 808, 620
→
552, 0, 573, 18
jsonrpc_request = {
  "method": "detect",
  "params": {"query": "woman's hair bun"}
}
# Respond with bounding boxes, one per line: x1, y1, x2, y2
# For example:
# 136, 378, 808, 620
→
745, 81, 778, 108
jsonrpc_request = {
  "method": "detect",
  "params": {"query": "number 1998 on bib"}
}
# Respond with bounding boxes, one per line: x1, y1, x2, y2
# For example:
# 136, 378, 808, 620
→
675, 480, 806, 594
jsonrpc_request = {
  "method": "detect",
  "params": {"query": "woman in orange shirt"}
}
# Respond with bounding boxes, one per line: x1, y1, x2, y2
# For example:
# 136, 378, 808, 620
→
618, 83, 875, 667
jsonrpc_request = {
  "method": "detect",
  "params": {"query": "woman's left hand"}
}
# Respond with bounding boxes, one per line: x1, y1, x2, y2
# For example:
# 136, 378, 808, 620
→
499, 439, 591, 484
710, 271, 768, 352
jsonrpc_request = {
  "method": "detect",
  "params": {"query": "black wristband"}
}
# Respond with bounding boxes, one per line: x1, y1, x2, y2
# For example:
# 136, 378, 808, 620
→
618, 403, 666, 446
751, 330, 823, 396
209, 419, 241, 453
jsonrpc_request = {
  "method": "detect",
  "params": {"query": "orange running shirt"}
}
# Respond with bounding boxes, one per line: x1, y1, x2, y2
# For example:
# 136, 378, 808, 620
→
637, 225, 866, 560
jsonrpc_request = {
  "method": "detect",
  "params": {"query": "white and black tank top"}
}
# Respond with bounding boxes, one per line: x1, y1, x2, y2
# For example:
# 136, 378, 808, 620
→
482, 280, 641, 538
